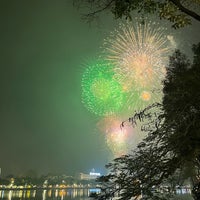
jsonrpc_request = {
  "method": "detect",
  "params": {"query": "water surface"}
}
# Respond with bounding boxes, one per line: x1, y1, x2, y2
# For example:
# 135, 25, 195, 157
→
0, 188, 100, 200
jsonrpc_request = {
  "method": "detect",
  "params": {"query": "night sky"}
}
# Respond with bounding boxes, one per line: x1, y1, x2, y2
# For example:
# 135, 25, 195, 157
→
0, 0, 199, 177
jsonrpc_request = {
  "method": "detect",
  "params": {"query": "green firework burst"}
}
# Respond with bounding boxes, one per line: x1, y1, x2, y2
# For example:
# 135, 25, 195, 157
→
81, 61, 127, 116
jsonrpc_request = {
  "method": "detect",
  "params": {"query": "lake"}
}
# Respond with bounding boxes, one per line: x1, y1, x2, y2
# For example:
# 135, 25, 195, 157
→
0, 188, 194, 200
0, 188, 100, 200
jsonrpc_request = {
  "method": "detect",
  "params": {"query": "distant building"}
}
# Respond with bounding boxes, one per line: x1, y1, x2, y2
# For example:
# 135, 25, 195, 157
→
78, 169, 101, 180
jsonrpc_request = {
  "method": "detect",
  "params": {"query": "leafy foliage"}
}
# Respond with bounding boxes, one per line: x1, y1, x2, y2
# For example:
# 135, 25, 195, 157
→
74, 0, 200, 28
163, 45, 200, 166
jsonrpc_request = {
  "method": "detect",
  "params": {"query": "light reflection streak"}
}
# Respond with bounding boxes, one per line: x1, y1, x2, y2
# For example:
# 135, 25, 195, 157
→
42, 189, 46, 200
0, 188, 101, 200
8, 191, 12, 200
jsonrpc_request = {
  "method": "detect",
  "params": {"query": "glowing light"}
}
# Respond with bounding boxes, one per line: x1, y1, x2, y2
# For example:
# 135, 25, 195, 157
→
97, 116, 140, 157
105, 129, 129, 157
89, 172, 101, 176
81, 61, 127, 116
140, 91, 151, 101
103, 20, 171, 112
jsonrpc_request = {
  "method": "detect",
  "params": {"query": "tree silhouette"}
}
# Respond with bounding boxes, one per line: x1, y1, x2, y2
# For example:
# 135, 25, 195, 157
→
94, 43, 200, 200
74, 0, 200, 28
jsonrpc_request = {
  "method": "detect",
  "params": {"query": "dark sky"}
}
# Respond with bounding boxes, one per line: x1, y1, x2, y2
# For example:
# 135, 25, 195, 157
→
0, 0, 115, 176
0, 0, 199, 177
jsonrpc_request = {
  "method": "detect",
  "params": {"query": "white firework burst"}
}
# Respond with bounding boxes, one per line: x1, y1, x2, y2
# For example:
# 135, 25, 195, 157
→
103, 20, 172, 112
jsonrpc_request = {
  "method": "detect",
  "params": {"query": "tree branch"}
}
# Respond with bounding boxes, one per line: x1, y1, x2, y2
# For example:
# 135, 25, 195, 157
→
170, 0, 200, 21
82, 0, 114, 21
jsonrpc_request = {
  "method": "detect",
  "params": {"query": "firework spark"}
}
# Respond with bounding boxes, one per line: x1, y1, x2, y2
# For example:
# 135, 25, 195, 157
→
103, 20, 171, 112
97, 116, 142, 157
81, 61, 127, 116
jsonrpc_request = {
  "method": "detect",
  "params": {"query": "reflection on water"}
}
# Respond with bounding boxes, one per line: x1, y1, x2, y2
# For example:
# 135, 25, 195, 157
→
0, 188, 100, 200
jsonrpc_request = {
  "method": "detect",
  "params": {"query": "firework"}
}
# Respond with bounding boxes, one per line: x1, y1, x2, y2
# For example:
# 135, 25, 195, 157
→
97, 116, 142, 157
106, 131, 128, 157
81, 61, 127, 116
103, 20, 171, 112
